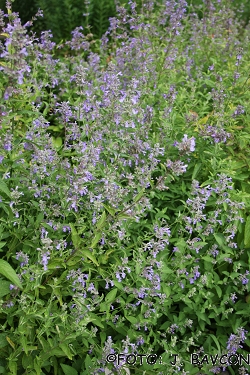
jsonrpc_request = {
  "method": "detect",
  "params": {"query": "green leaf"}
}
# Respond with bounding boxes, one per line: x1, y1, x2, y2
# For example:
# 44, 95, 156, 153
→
0, 260, 22, 289
161, 266, 173, 274
103, 204, 116, 216
0, 333, 8, 348
96, 211, 106, 231
90, 232, 102, 249
213, 233, 225, 248
8, 360, 17, 374
125, 316, 137, 324
116, 213, 133, 220
100, 332, 106, 345
59, 343, 73, 360
202, 256, 214, 262
85, 354, 94, 370
0, 280, 11, 297
192, 163, 202, 180
60, 364, 78, 375
35, 212, 44, 228
214, 285, 222, 298
246, 294, 250, 304
0, 179, 11, 198
70, 223, 81, 248
134, 189, 145, 203
20, 335, 28, 355
81, 249, 99, 266
99, 302, 108, 312
52, 136, 63, 149
88, 313, 104, 328
38, 336, 50, 351
66, 254, 82, 267
48, 259, 66, 270
105, 288, 118, 303
244, 216, 250, 247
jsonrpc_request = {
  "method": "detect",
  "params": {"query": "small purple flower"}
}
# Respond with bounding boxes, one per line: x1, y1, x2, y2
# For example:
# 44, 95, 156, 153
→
233, 105, 245, 117
224, 257, 233, 263
230, 293, 237, 303
227, 327, 248, 355
6, 301, 14, 308
137, 337, 144, 346
16, 251, 29, 267
169, 324, 179, 334
176, 134, 196, 153
166, 159, 188, 176
41, 251, 50, 271
242, 279, 248, 285
234, 72, 240, 80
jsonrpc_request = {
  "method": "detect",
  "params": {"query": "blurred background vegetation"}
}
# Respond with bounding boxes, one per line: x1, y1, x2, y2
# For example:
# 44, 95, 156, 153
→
0, 0, 249, 45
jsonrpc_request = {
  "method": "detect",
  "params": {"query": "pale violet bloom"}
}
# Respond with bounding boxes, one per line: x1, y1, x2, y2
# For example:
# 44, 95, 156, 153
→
175, 134, 196, 153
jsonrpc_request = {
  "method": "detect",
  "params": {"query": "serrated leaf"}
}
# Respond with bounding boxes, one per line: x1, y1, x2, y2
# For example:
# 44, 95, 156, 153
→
99, 302, 108, 312
213, 233, 225, 247
116, 213, 133, 220
38, 336, 50, 351
0, 260, 22, 289
59, 344, 73, 360
66, 254, 82, 267
0, 333, 8, 348
103, 204, 116, 216
85, 354, 94, 370
0, 179, 11, 198
52, 136, 63, 149
105, 288, 118, 303
46, 347, 65, 358
162, 266, 173, 274
88, 313, 104, 328
125, 316, 137, 324
192, 163, 202, 180
214, 285, 222, 298
244, 216, 250, 247
69, 223, 81, 249
96, 211, 106, 231
90, 232, 102, 249
35, 212, 44, 228
48, 259, 66, 270
98, 249, 114, 265
81, 249, 99, 266
0, 280, 11, 297
202, 256, 214, 262
134, 189, 145, 203
20, 335, 28, 354
100, 332, 106, 345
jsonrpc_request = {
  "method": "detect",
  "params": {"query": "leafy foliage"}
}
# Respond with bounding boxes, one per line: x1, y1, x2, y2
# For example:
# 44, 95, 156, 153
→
0, 1, 250, 375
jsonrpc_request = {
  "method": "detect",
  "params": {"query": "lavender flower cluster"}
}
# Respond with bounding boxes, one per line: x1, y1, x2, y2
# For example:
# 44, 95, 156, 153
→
0, 0, 248, 374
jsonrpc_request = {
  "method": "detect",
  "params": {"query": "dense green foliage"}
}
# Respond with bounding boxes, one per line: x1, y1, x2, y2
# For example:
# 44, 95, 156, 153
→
0, 1, 250, 375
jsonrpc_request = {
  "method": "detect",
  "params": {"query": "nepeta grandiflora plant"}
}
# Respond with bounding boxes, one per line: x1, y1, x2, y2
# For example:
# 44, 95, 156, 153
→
0, 0, 250, 375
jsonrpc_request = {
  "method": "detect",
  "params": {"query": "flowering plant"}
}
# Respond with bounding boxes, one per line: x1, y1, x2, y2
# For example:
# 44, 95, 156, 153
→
0, 1, 250, 375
